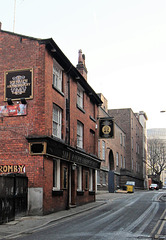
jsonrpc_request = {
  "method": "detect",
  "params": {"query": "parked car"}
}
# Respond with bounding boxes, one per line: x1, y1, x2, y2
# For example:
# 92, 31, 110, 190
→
162, 185, 166, 190
149, 183, 159, 190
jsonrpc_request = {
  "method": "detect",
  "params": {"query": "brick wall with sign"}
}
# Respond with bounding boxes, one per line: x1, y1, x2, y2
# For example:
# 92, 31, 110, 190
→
0, 26, 101, 215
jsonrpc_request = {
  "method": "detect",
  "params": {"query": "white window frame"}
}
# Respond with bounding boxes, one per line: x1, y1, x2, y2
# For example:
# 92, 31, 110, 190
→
53, 159, 60, 190
53, 104, 62, 139
77, 84, 84, 109
53, 59, 63, 92
116, 152, 119, 166
77, 121, 83, 148
124, 157, 126, 169
97, 170, 100, 185
102, 140, 106, 160
121, 155, 123, 168
120, 133, 123, 145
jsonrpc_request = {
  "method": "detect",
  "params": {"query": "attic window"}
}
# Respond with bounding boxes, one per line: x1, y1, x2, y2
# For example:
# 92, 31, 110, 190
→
53, 59, 63, 92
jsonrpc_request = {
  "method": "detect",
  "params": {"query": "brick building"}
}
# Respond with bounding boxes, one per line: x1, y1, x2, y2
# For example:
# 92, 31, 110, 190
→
97, 94, 126, 192
108, 108, 146, 188
0, 24, 102, 216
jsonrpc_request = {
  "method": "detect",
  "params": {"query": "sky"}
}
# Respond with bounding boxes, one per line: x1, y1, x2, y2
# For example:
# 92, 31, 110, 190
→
0, 0, 166, 129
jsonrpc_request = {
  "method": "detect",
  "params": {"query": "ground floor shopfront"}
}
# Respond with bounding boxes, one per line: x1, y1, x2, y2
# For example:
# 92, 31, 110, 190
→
0, 136, 101, 218
27, 136, 101, 215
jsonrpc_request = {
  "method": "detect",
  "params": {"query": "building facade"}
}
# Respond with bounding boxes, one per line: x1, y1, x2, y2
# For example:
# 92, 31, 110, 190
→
108, 108, 146, 188
0, 24, 102, 216
97, 94, 126, 191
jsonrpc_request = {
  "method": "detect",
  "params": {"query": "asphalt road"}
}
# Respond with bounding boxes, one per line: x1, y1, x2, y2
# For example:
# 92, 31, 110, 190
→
14, 190, 166, 240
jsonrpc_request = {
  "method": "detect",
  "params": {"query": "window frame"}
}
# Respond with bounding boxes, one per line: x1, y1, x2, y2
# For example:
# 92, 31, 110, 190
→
102, 140, 106, 160
52, 104, 62, 139
77, 83, 84, 109
53, 59, 63, 93
89, 169, 93, 191
77, 121, 84, 148
116, 152, 119, 166
77, 166, 82, 191
53, 159, 60, 190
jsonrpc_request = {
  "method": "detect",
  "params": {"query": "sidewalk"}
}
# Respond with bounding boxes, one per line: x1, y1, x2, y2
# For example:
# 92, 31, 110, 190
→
0, 191, 129, 240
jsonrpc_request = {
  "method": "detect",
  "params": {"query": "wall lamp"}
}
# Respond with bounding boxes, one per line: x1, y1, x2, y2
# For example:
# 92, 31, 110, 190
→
7, 98, 13, 105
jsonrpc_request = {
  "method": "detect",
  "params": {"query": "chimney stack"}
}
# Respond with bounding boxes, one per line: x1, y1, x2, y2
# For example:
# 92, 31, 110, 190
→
76, 49, 88, 81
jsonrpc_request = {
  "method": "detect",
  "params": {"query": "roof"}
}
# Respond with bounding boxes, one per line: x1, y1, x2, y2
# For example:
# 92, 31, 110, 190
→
0, 29, 102, 106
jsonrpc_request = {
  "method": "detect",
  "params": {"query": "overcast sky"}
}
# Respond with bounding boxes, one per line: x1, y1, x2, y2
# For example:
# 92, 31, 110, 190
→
0, 0, 166, 129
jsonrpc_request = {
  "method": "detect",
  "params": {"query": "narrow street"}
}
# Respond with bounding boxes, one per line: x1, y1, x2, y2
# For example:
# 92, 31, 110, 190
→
11, 190, 166, 240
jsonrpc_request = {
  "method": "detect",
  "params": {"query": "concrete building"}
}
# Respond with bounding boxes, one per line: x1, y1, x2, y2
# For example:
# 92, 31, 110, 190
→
0, 23, 102, 219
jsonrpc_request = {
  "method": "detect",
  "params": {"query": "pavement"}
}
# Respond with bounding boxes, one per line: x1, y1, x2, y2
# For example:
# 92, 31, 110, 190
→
0, 191, 130, 239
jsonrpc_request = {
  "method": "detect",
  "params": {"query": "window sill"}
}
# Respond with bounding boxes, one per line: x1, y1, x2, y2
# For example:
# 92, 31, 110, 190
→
52, 189, 63, 196
89, 116, 96, 123
89, 191, 95, 195
77, 190, 84, 196
52, 85, 64, 97
76, 104, 85, 114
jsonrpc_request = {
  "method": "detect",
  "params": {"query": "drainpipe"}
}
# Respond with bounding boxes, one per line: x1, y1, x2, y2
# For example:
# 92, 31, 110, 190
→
66, 75, 71, 210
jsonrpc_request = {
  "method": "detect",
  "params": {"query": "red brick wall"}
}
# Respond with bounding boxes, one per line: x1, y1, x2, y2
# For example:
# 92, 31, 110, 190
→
69, 79, 98, 154
0, 31, 46, 190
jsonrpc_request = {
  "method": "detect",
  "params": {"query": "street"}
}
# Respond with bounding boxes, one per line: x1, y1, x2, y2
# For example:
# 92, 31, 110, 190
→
10, 191, 166, 240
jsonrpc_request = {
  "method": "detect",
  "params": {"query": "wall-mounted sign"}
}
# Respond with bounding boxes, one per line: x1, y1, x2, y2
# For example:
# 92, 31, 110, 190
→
4, 69, 33, 101
0, 165, 25, 174
0, 104, 27, 117
99, 118, 114, 138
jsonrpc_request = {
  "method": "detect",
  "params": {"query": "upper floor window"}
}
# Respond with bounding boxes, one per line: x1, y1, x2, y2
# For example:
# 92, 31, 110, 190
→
123, 136, 125, 147
77, 84, 84, 109
123, 157, 126, 169
98, 140, 100, 158
120, 133, 123, 145
102, 140, 106, 160
53, 59, 63, 92
116, 152, 119, 166
77, 121, 84, 148
53, 104, 62, 139
121, 155, 123, 168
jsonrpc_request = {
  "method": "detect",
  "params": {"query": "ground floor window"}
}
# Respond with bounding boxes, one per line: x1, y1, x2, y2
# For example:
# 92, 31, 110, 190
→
97, 170, 100, 185
102, 171, 106, 185
89, 169, 93, 191
53, 159, 60, 190
77, 166, 82, 190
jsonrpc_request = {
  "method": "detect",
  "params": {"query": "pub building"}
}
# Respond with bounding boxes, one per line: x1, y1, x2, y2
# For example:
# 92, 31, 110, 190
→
0, 23, 102, 216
